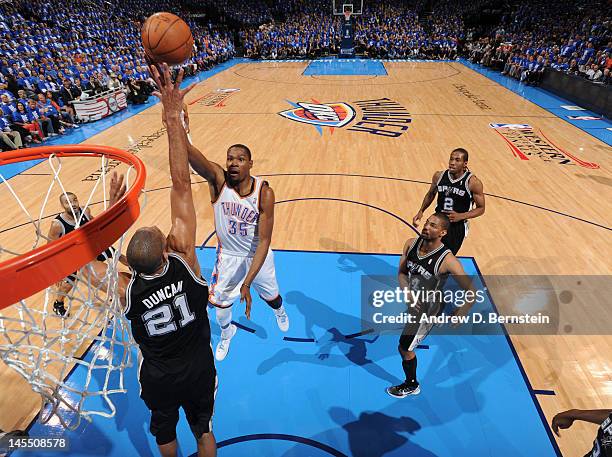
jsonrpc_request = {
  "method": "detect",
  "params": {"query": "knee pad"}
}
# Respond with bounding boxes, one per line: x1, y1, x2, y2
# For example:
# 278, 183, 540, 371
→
264, 294, 282, 310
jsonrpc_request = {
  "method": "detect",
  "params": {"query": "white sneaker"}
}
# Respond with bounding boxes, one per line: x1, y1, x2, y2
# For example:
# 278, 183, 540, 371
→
215, 324, 237, 361
275, 309, 289, 332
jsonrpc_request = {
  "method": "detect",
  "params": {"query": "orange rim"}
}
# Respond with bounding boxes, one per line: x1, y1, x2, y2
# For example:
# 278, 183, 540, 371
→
0, 145, 146, 308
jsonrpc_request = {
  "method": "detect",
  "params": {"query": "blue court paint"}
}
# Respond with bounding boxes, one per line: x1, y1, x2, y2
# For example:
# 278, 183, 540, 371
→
303, 59, 387, 76
459, 59, 612, 146
20, 251, 558, 457
232, 321, 256, 333
0, 59, 250, 181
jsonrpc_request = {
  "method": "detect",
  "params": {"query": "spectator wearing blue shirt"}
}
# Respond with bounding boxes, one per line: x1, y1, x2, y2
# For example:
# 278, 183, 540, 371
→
36, 92, 63, 134
27, 98, 56, 137
579, 42, 595, 65
0, 93, 16, 117
0, 82, 13, 100
561, 39, 576, 57
12, 101, 42, 143
15, 89, 28, 106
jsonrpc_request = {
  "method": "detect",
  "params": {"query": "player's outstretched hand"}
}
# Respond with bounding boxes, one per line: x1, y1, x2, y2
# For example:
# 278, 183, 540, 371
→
109, 171, 126, 207
148, 63, 196, 116
240, 283, 252, 319
551, 410, 576, 437
412, 210, 423, 227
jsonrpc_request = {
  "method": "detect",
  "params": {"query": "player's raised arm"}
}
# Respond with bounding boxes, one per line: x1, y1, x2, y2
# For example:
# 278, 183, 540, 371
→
413, 171, 442, 227
187, 140, 226, 200
149, 64, 200, 274
180, 98, 224, 199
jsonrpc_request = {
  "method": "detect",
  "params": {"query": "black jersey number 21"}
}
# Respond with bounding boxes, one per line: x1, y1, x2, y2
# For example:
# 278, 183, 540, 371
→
142, 293, 196, 337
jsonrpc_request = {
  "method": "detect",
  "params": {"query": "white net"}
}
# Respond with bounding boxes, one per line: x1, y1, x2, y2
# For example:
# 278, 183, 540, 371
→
0, 152, 142, 430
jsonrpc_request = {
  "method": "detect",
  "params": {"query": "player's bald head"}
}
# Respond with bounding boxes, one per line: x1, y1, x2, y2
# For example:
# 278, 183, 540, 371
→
59, 192, 77, 204
127, 227, 166, 274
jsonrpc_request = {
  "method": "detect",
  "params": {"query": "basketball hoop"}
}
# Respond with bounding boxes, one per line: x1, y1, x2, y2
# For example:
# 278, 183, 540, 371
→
0, 145, 146, 429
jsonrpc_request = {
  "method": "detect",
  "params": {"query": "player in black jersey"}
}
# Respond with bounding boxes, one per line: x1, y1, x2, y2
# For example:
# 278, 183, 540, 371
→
413, 148, 485, 255
387, 213, 476, 398
552, 408, 612, 457
47, 191, 127, 317
90, 65, 217, 457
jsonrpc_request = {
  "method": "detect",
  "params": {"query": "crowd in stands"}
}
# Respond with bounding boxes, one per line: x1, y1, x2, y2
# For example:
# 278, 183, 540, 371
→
0, 0, 608, 151
0, 0, 234, 150
236, 0, 610, 88
241, 0, 461, 60
465, 0, 611, 85
206, 0, 272, 26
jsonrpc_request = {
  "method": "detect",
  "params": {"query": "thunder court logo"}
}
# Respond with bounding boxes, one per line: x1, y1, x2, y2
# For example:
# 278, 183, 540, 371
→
489, 123, 599, 169
279, 98, 412, 138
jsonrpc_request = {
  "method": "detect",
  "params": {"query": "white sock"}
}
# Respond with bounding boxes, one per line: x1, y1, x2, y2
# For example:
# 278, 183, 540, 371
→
273, 305, 286, 316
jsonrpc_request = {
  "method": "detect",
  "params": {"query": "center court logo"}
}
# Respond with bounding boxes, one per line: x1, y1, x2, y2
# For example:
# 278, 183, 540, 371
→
279, 98, 412, 138
489, 123, 600, 169
190, 88, 241, 108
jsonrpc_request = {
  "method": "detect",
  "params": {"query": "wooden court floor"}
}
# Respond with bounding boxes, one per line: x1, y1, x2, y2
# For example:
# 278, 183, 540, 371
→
1, 61, 611, 456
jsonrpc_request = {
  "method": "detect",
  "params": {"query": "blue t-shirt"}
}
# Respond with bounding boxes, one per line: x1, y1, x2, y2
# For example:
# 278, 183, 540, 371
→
0, 101, 16, 117
12, 110, 31, 123
27, 106, 42, 120
0, 116, 12, 130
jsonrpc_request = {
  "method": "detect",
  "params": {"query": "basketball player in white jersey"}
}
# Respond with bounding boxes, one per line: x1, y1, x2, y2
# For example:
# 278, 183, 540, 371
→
187, 140, 289, 361
47, 191, 128, 316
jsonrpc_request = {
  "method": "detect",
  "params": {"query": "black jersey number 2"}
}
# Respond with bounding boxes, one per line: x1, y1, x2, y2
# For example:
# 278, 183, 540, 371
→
142, 293, 196, 337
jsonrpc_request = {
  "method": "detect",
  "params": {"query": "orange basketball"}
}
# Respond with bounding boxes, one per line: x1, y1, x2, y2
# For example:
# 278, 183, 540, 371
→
142, 12, 194, 65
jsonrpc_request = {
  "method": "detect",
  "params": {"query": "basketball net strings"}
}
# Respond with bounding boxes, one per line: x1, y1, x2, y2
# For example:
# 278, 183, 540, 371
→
0, 154, 139, 430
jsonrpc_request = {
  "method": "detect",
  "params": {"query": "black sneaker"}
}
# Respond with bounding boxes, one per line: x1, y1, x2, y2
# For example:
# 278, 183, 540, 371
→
386, 382, 420, 398
53, 301, 69, 317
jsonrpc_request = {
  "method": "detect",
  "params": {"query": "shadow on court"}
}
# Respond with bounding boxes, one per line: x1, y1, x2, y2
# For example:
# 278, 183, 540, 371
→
257, 291, 401, 385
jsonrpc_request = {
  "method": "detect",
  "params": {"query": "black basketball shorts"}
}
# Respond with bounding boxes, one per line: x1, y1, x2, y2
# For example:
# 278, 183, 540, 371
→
141, 364, 217, 445
441, 221, 467, 255
399, 299, 442, 352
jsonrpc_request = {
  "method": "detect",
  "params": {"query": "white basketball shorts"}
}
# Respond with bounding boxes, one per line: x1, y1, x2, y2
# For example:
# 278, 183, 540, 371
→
208, 248, 279, 308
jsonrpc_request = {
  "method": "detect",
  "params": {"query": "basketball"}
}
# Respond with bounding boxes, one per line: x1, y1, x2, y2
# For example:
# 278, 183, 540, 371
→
141, 12, 194, 65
